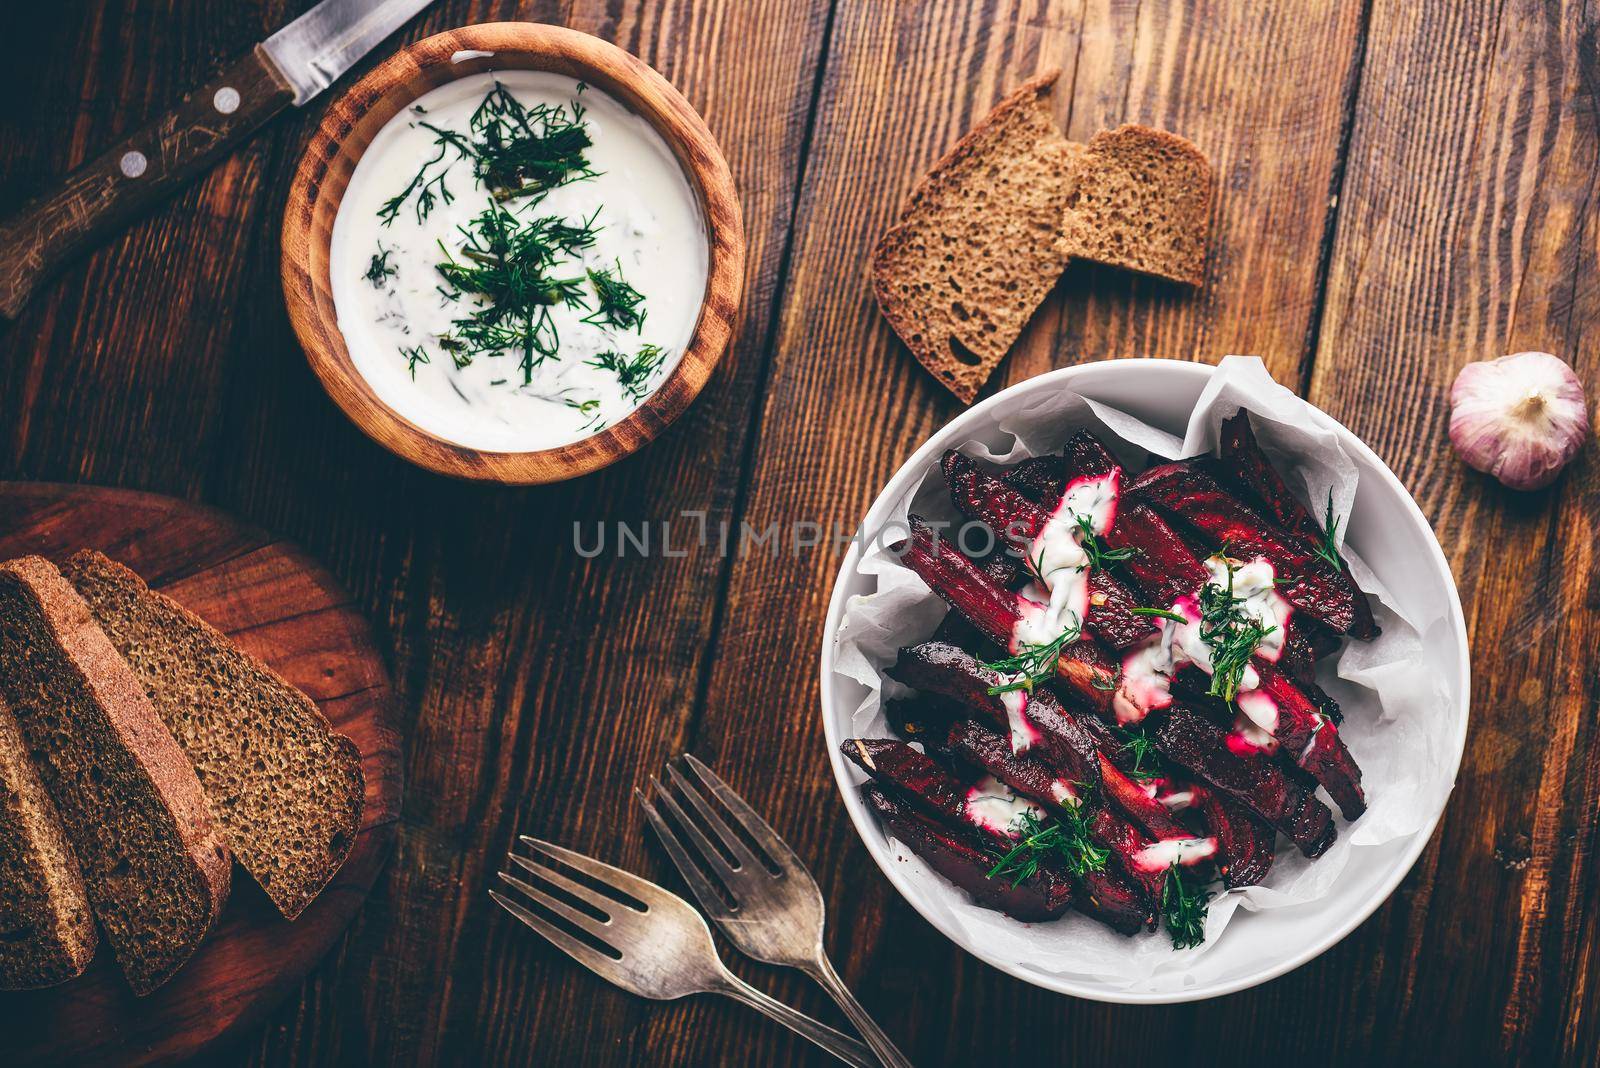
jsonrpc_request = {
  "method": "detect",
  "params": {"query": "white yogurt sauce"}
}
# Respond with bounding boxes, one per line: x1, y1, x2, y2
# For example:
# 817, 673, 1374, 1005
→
1113, 554, 1294, 728
1130, 835, 1218, 873
963, 776, 1040, 837
330, 71, 708, 452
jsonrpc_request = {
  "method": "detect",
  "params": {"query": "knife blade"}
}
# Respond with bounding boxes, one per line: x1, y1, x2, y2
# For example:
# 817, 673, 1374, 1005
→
0, 0, 439, 318
264, 0, 440, 106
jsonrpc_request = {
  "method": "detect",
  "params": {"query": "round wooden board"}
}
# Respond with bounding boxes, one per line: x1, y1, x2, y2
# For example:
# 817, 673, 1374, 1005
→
0, 483, 403, 1066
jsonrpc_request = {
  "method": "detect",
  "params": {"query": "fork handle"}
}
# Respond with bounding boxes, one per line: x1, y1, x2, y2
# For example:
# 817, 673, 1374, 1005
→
712, 973, 878, 1067
804, 954, 915, 1068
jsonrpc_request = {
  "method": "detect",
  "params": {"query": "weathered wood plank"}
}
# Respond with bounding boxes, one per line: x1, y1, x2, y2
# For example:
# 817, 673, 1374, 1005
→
1308, 1, 1600, 1063
174, 1, 838, 1064
690, 1, 1371, 1064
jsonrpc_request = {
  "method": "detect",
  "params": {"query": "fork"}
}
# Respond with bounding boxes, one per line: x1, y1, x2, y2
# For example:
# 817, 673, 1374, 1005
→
638, 754, 914, 1068
490, 836, 876, 1067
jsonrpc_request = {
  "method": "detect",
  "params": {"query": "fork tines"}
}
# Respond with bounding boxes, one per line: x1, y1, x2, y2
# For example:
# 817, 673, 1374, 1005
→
637, 753, 801, 910
490, 836, 638, 972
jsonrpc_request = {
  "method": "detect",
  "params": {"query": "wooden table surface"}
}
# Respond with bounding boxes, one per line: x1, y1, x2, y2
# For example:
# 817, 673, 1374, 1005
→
1, 2, 1595, 1065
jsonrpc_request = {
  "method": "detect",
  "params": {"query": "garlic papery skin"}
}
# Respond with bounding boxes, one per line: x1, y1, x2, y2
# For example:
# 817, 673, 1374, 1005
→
1449, 351, 1590, 491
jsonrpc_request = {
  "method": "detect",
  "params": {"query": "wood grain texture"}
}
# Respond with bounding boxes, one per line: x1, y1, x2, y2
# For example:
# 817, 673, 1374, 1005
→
0, 46, 293, 320
0, 0, 1596, 1064
0, 483, 401, 1067
1308, 0, 1600, 1063
282, 22, 746, 484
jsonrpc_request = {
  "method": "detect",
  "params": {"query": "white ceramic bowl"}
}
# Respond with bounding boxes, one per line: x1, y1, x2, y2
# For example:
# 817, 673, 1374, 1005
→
819, 358, 1470, 1003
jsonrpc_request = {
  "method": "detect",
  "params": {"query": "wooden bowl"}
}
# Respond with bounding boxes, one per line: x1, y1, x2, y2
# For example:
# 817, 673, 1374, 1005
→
282, 24, 745, 484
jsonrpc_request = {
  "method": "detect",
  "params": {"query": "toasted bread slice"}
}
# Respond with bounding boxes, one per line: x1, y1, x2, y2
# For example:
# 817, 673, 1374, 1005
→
872, 71, 1077, 404
0, 693, 98, 990
0, 556, 229, 995
64, 551, 365, 922
1057, 124, 1214, 286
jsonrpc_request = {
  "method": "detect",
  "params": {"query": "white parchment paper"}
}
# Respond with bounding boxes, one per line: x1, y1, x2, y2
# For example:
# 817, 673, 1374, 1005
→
832, 356, 1458, 987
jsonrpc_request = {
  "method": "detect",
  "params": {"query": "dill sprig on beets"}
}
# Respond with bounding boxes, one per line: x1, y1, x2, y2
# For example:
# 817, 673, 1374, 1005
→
1161, 865, 1213, 950
587, 344, 667, 403
986, 805, 1108, 887
1072, 514, 1136, 570
980, 618, 1082, 696
1197, 558, 1276, 703
582, 260, 647, 332
1312, 488, 1344, 570
432, 204, 599, 383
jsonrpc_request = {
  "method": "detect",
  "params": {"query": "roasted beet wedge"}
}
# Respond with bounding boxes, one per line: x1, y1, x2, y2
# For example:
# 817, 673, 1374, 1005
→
1070, 714, 1192, 842
1215, 413, 1378, 639
1126, 462, 1360, 634
889, 641, 1101, 785
842, 738, 970, 826
944, 718, 1087, 811
1155, 708, 1336, 857
1169, 660, 1365, 821
1003, 453, 1072, 507
1193, 785, 1276, 888
883, 694, 964, 742
944, 718, 1163, 922
940, 452, 1156, 652
1105, 502, 1319, 680
1239, 665, 1365, 820
862, 787, 1074, 922
894, 518, 1121, 711
889, 641, 1191, 843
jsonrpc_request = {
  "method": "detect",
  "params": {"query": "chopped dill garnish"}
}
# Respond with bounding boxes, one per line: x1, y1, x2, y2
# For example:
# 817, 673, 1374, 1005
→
565, 395, 603, 430
980, 617, 1082, 695
1161, 865, 1213, 950
364, 244, 397, 288
1073, 514, 1135, 570
378, 137, 456, 226
1312, 488, 1343, 570
1117, 725, 1164, 781
1131, 606, 1191, 624
582, 260, 647, 332
432, 204, 598, 383
986, 806, 1107, 887
587, 344, 667, 403
400, 344, 430, 380
377, 83, 599, 225
463, 83, 599, 201
1197, 559, 1275, 703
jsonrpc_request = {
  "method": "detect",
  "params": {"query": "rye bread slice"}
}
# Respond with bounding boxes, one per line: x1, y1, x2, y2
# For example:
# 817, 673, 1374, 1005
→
0, 556, 229, 995
0, 692, 98, 990
64, 551, 365, 922
871, 71, 1077, 404
1057, 124, 1215, 286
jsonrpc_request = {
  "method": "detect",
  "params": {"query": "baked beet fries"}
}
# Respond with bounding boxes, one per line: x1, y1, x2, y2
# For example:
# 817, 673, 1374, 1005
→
845, 413, 1378, 950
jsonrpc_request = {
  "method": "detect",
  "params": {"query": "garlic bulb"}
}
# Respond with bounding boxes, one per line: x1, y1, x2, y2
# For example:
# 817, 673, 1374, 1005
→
1449, 351, 1590, 490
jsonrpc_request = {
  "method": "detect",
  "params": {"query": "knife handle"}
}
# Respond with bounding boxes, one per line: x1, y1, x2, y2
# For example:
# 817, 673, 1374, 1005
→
0, 46, 294, 319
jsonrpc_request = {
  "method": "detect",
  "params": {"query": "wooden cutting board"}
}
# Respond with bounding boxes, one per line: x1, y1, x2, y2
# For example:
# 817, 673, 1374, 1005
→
0, 483, 403, 1066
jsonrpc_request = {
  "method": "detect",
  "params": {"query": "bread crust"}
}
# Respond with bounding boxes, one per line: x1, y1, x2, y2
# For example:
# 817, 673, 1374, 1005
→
0, 696, 98, 990
0, 556, 230, 994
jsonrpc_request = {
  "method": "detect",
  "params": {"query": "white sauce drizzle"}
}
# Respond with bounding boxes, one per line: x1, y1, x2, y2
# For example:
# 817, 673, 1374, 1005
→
330, 71, 709, 452
1114, 554, 1294, 728
1048, 779, 1081, 807
963, 775, 1040, 836
999, 689, 1042, 754
1130, 836, 1218, 873
995, 474, 1120, 755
